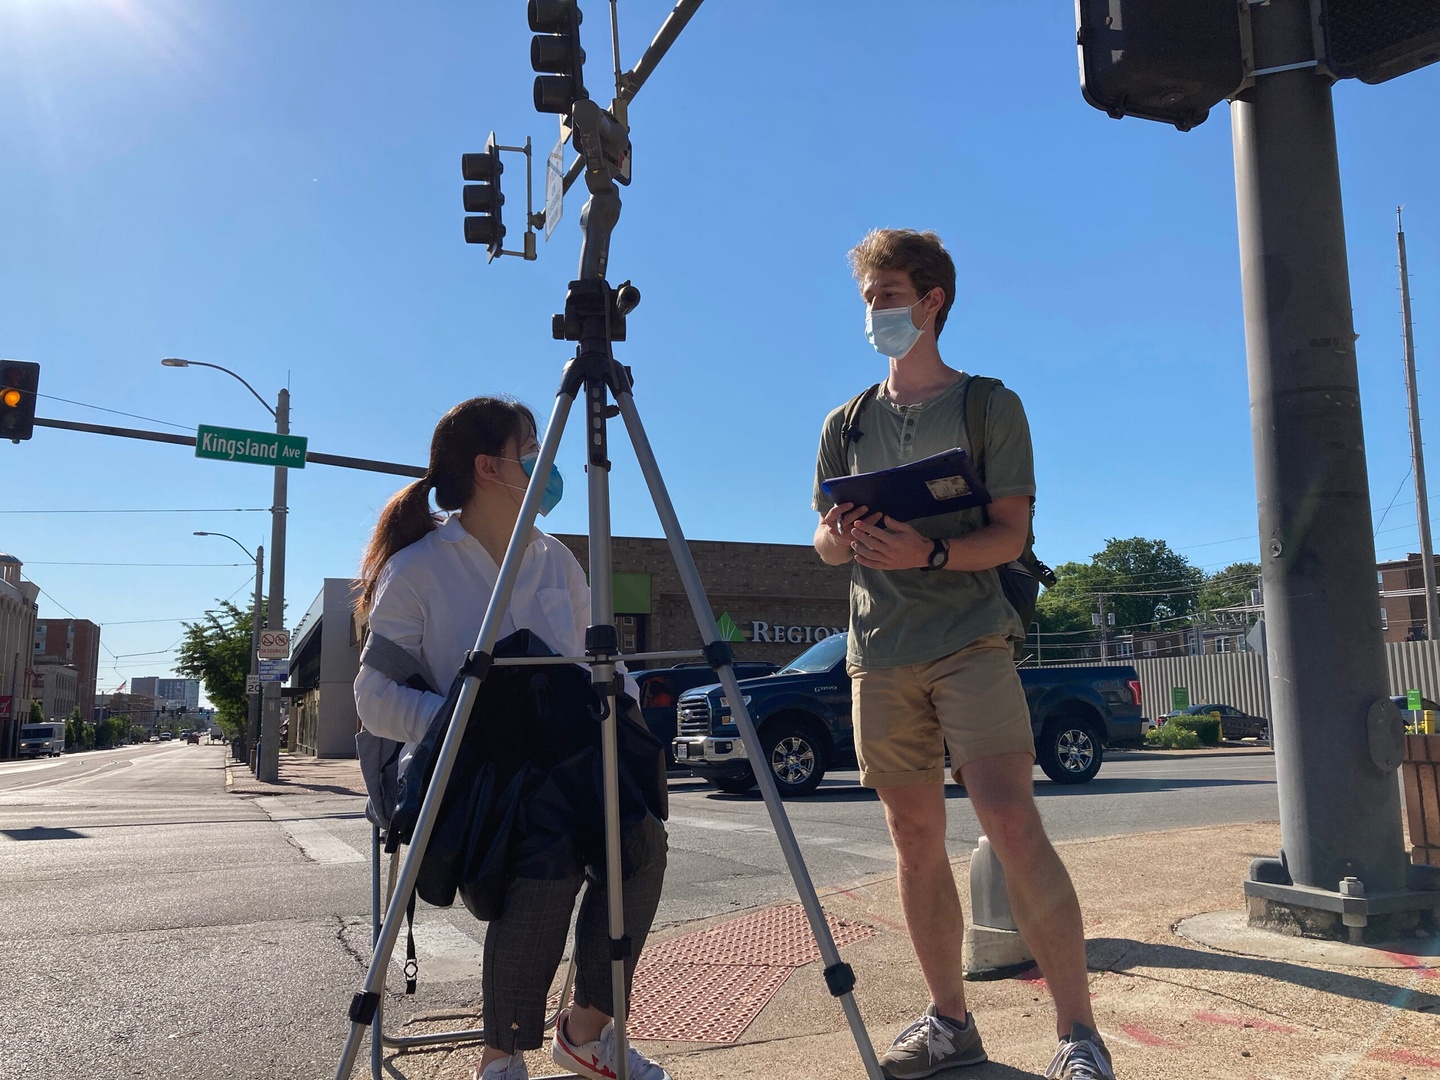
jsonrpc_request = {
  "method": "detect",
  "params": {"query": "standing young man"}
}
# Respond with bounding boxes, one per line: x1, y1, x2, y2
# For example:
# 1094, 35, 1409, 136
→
811, 230, 1114, 1080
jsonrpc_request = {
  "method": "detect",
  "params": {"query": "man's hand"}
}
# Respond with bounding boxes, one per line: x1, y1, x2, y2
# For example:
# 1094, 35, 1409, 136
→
815, 502, 878, 564
849, 515, 931, 570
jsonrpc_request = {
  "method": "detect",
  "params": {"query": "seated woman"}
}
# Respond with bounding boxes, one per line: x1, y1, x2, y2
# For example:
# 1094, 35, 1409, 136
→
354, 397, 670, 1080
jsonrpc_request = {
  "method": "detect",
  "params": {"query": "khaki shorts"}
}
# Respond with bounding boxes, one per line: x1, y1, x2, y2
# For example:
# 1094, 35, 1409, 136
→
847, 634, 1034, 787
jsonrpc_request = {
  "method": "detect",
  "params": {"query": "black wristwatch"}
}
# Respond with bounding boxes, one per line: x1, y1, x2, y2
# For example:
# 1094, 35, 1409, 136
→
920, 537, 949, 572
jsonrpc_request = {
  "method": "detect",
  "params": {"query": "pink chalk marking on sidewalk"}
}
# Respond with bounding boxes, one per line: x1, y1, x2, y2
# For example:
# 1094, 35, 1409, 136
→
1118, 1023, 1185, 1050
1369, 1047, 1440, 1070
1382, 950, 1440, 979
1192, 1010, 1301, 1035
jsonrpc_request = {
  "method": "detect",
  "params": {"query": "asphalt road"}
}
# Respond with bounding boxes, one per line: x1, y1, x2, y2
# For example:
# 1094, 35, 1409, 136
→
0, 743, 1278, 1079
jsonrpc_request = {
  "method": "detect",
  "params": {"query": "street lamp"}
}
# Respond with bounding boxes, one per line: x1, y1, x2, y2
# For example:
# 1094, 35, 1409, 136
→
194, 531, 264, 767
166, 357, 289, 784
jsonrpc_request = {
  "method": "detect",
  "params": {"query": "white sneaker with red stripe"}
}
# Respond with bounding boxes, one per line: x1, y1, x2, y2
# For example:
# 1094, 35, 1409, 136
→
551, 1010, 671, 1080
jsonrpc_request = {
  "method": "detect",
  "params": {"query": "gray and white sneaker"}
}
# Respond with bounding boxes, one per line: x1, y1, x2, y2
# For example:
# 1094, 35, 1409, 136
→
1044, 1023, 1115, 1080
879, 1004, 987, 1078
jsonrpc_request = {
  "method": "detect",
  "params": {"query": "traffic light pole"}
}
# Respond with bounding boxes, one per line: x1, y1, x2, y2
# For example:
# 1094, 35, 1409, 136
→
257, 389, 288, 784
248, 545, 264, 765
1232, 0, 1438, 933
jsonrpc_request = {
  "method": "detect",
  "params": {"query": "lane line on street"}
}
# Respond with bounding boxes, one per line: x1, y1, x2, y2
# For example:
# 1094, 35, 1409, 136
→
275, 818, 366, 865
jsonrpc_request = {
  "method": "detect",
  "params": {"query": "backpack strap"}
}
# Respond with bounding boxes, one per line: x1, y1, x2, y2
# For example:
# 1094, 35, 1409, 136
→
965, 376, 1056, 588
839, 382, 884, 449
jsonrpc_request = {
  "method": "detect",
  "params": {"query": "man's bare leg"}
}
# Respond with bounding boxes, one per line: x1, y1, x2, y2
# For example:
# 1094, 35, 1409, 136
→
961, 751, 1094, 1037
876, 782, 969, 1021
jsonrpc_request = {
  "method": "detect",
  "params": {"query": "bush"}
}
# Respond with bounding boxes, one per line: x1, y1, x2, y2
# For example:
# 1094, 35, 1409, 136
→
1146, 724, 1202, 750
1165, 714, 1221, 746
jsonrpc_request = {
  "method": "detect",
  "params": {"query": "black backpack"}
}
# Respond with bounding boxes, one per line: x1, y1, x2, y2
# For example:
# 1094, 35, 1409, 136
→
838, 376, 1056, 636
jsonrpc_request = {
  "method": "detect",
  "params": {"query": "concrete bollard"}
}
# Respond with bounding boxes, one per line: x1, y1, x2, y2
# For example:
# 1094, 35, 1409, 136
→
962, 835, 1035, 980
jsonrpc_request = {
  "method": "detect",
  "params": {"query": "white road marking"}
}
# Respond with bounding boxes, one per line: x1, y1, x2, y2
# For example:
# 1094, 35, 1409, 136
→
277, 818, 366, 865
666, 813, 766, 833
0, 760, 66, 775
405, 920, 489, 983
834, 842, 898, 863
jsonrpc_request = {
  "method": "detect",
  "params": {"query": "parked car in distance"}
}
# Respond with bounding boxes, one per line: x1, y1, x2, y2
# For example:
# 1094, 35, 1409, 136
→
1165, 703, 1268, 741
159, 731, 174, 742
672, 632, 1145, 795
631, 661, 782, 764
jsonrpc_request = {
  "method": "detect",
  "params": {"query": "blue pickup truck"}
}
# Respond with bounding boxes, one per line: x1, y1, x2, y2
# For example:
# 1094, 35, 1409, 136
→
671, 632, 1145, 796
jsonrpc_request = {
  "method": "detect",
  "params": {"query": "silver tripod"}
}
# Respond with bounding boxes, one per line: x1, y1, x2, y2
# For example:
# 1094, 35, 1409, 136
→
333, 21, 883, 1080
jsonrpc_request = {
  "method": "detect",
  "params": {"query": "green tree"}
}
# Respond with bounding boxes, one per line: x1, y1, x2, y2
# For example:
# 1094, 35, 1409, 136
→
177, 599, 265, 758
1198, 562, 1262, 612
1034, 538, 1204, 660
29, 699, 44, 724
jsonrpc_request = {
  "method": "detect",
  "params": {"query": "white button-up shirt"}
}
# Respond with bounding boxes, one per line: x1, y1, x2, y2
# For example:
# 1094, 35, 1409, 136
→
354, 513, 635, 774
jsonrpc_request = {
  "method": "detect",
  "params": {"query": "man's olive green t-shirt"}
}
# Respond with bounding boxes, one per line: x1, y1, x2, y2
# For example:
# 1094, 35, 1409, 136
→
812, 374, 1036, 669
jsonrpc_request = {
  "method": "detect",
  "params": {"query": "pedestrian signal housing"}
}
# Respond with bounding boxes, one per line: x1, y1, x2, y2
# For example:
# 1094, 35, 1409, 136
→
1316, 0, 1440, 84
1075, 0, 1248, 131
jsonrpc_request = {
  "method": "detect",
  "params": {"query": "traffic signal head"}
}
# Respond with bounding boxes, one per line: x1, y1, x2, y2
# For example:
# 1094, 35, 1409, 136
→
0, 360, 39, 443
529, 0, 587, 114
462, 134, 506, 261
1076, 0, 1247, 131
1317, 0, 1440, 84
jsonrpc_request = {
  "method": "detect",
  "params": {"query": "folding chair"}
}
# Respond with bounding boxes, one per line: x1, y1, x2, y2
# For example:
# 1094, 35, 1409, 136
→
356, 730, 577, 1080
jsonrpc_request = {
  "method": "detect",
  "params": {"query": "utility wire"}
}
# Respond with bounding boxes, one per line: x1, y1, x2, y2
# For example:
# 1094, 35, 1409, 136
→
26, 561, 248, 568
0, 507, 268, 515
37, 392, 193, 432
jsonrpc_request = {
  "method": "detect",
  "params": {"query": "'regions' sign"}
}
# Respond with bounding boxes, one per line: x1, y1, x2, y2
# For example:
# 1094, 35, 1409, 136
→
750, 621, 845, 645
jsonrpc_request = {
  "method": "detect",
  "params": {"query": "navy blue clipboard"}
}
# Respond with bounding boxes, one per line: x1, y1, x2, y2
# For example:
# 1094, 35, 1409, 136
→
822, 448, 991, 522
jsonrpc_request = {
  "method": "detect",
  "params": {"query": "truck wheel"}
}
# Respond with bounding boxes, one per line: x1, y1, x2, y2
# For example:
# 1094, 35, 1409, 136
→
1038, 717, 1103, 784
762, 719, 827, 797
707, 775, 757, 795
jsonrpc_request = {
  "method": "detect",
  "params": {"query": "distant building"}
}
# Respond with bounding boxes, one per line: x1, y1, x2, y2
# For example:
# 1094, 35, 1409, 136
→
288, 579, 363, 757
1378, 553, 1440, 643
32, 663, 78, 722
105, 692, 166, 731
131, 676, 200, 712
0, 553, 40, 758
34, 618, 101, 726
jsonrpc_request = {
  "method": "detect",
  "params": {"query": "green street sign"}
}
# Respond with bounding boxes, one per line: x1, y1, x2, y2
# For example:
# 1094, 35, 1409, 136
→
195, 425, 307, 469
1171, 686, 1190, 712
1407, 688, 1423, 712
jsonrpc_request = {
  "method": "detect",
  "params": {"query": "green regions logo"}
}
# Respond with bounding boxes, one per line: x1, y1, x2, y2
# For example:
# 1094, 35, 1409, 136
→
715, 612, 746, 643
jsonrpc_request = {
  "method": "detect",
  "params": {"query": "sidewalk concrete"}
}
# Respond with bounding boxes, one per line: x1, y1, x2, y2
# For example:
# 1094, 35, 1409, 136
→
225, 751, 367, 799
245, 755, 1439, 1079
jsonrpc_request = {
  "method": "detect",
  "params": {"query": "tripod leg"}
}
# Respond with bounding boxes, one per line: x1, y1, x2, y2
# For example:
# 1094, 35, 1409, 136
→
333, 390, 579, 1079
613, 389, 885, 1080
582, 375, 634, 1079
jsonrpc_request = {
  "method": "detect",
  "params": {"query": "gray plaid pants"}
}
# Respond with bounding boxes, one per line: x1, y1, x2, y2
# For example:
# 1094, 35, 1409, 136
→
481, 825, 668, 1052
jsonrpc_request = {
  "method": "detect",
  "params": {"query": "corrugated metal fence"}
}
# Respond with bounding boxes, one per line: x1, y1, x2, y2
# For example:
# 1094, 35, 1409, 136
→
1045, 639, 1440, 718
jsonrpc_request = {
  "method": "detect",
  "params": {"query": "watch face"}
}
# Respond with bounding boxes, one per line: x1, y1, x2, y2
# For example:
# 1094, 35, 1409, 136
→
929, 542, 947, 570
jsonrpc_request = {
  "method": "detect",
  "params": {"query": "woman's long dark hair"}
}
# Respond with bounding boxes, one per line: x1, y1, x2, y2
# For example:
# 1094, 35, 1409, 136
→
356, 396, 536, 614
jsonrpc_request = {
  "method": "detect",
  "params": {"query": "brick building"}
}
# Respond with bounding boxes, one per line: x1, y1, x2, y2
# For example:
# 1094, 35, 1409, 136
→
552, 534, 852, 663
34, 618, 101, 724
1379, 553, 1440, 642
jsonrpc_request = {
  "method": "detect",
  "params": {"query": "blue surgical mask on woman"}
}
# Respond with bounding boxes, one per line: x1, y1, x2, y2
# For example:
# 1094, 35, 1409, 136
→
865, 291, 933, 359
500, 453, 564, 516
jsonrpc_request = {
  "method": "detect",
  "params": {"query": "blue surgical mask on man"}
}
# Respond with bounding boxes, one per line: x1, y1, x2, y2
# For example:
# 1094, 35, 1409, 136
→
500, 453, 564, 516
865, 291, 933, 359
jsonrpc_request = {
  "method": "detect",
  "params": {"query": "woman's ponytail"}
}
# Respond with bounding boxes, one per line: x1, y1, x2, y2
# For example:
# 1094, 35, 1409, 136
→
356, 476, 439, 615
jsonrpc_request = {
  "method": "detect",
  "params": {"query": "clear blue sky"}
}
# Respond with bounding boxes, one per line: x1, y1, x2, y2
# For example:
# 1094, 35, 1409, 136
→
1, 1, 1437, 697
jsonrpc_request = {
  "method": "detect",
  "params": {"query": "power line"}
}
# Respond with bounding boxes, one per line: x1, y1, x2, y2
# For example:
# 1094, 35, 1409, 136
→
26, 561, 248, 568
0, 507, 268, 515
37, 392, 193, 432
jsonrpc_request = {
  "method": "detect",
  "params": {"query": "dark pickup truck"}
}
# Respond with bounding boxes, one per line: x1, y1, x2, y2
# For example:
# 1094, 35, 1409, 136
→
671, 632, 1145, 796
